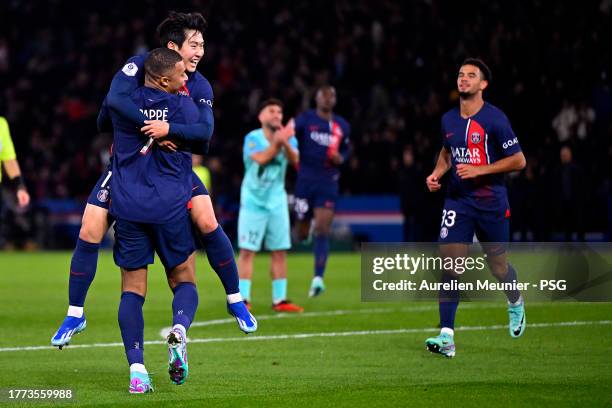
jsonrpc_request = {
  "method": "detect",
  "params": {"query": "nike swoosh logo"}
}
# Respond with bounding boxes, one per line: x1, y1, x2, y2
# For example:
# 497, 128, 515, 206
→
513, 314, 525, 336
445, 133, 454, 138
218, 259, 233, 267
70, 271, 86, 276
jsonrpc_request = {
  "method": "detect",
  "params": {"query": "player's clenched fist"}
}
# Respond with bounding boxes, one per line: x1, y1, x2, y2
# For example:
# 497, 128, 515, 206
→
426, 173, 442, 192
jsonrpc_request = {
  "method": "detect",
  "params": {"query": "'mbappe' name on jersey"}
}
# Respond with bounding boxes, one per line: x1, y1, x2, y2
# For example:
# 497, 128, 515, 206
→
451, 147, 484, 164
139, 108, 168, 121
310, 131, 335, 147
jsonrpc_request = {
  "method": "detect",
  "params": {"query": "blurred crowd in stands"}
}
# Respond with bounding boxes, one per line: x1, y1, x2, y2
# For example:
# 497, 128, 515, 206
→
0, 0, 611, 247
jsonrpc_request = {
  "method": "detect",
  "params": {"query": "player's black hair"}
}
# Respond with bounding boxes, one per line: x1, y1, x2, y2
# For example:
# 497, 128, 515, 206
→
157, 11, 208, 48
461, 58, 492, 83
144, 48, 183, 78
259, 98, 284, 112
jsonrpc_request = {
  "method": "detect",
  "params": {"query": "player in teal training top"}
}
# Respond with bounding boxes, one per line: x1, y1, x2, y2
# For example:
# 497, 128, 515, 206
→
237, 98, 304, 312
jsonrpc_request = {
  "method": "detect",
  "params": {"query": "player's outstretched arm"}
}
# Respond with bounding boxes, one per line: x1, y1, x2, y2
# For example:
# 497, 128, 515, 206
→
106, 61, 148, 128
141, 108, 213, 144
169, 103, 214, 142
141, 87, 214, 151
456, 151, 526, 180
426, 147, 452, 192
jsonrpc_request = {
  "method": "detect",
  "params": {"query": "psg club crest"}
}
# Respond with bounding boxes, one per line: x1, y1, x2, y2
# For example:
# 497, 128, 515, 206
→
97, 189, 109, 203
471, 132, 481, 144
440, 227, 448, 239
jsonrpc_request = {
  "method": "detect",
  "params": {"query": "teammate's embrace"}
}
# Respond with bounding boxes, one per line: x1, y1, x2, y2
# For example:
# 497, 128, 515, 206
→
425, 58, 527, 358
51, 11, 256, 349
109, 48, 203, 392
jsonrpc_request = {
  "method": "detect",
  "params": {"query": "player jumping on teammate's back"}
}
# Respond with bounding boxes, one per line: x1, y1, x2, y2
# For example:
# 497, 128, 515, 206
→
424, 58, 527, 358
51, 11, 256, 350
110, 48, 207, 391
237, 99, 303, 313
293, 86, 350, 297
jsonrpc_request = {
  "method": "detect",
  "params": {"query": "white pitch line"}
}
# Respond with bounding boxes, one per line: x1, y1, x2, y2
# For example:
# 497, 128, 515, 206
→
158, 303, 498, 339
1, 320, 610, 353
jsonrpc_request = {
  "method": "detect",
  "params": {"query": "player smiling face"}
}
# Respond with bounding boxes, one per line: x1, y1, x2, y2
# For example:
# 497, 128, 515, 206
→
457, 64, 488, 98
173, 30, 205, 73
157, 11, 208, 74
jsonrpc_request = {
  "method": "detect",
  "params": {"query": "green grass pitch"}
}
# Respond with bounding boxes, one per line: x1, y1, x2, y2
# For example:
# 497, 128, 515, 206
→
0, 251, 611, 407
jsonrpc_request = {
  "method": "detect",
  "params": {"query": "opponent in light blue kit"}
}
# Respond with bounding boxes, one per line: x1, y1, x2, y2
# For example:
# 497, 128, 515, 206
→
425, 58, 527, 358
237, 99, 304, 313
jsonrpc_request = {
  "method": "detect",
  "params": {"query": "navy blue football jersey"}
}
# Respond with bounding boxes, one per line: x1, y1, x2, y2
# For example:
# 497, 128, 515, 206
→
294, 109, 350, 182
109, 87, 199, 223
441, 102, 521, 211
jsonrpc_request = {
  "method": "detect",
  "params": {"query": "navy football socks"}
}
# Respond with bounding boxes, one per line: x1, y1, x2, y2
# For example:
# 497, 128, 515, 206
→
313, 234, 330, 278
118, 292, 145, 365
499, 263, 521, 304
172, 282, 199, 330
200, 226, 240, 295
439, 273, 459, 329
68, 238, 100, 307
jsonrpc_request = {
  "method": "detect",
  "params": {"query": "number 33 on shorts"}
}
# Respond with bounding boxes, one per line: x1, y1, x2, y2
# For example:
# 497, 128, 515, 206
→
439, 209, 456, 239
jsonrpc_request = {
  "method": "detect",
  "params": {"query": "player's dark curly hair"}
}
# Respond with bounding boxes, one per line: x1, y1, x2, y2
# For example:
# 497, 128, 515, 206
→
157, 11, 208, 48
144, 48, 183, 78
462, 58, 492, 83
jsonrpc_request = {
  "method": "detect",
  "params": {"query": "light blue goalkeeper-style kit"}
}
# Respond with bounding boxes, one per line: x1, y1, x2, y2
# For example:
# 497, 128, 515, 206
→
238, 128, 298, 252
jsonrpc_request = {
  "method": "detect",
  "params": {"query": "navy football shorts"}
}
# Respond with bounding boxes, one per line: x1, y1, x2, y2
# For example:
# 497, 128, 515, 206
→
437, 198, 510, 246
190, 171, 209, 197
294, 177, 338, 221
87, 167, 209, 210
87, 168, 113, 210
113, 213, 195, 270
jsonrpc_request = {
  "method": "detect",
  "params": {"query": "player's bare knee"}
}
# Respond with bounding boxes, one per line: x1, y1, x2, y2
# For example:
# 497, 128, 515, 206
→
488, 261, 508, 280
193, 212, 218, 234
78, 225, 104, 243
314, 219, 331, 236
239, 249, 255, 262
296, 222, 310, 241
167, 254, 196, 289
79, 205, 109, 243
270, 250, 286, 261
314, 226, 329, 236
191, 196, 219, 233
121, 269, 147, 297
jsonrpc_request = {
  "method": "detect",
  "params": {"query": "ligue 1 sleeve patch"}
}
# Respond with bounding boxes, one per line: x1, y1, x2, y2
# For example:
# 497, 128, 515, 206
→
122, 62, 138, 77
